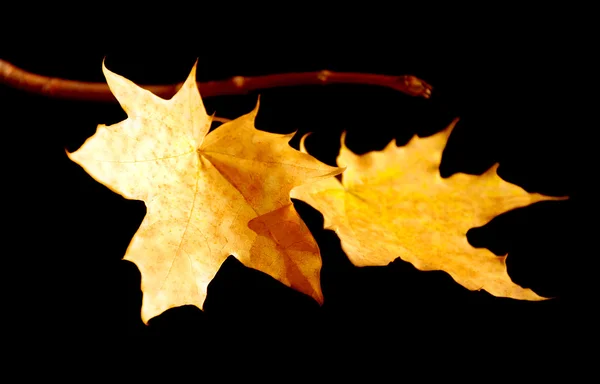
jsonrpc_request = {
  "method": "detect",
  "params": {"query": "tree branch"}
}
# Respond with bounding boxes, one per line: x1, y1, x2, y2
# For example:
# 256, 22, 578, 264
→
0, 59, 432, 102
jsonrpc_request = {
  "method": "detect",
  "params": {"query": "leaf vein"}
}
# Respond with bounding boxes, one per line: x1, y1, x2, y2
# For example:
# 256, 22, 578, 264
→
202, 150, 328, 172
158, 160, 202, 294
89, 150, 195, 164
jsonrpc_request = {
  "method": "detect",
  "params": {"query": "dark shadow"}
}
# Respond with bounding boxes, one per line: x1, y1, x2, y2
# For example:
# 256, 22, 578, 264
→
467, 198, 580, 299
203, 255, 321, 342
147, 305, 207, 345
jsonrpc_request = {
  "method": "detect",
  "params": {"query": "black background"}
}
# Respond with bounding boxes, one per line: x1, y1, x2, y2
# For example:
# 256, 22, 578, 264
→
4, 16, 595, 372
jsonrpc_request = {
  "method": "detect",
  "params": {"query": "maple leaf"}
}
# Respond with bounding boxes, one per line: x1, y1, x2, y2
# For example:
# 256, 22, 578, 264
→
291, 119, 568, 300
67, 61, 342, 323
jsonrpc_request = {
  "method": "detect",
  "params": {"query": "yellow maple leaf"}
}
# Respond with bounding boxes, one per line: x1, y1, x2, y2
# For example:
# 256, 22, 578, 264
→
68, 61, 342, 323
291, 119, 568, 300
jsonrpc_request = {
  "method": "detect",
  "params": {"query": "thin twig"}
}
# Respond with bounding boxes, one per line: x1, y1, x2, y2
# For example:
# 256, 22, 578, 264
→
0, 59, 433, 102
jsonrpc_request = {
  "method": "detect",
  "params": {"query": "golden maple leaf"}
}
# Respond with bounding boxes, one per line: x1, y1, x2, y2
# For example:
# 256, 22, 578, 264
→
68, 61, 342, 323
291, 119, 568, 300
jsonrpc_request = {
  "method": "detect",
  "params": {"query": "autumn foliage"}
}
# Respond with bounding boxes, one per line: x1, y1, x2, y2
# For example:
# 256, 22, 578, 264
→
292, 122, 567, 301
67, 61, 568, 323
68, 61, 341, 323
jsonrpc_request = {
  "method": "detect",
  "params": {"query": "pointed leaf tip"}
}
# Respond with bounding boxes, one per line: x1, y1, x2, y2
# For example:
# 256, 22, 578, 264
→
244, 96, 261, 121
340, 131, 348, 149
432, 117, 459, 141
483, 162, 500, 176
188, 58, 198, 80
299, 132, 312, 153
254, 95, 261, 111
449, 117, 460, 128
177, 60, 199, 95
